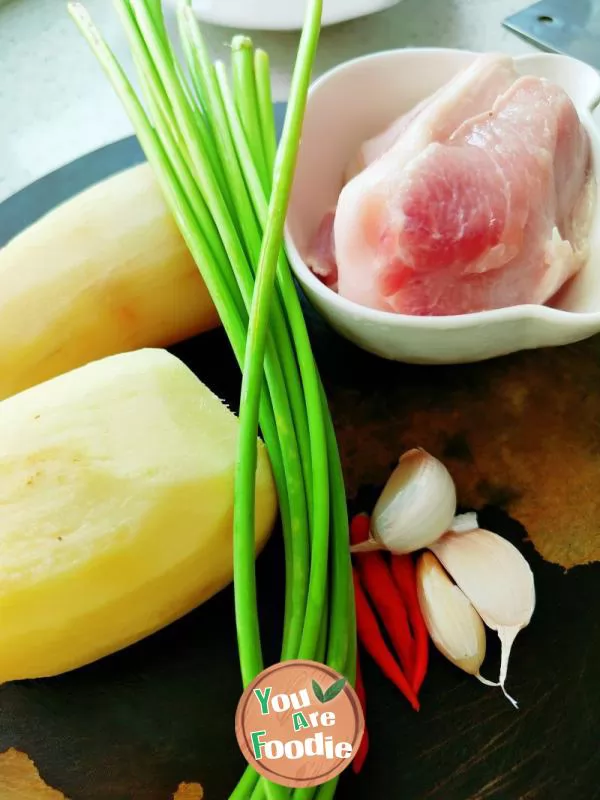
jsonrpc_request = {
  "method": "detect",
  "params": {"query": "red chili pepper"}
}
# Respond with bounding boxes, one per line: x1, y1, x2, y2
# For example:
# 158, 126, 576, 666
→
353, 569, 420, 711
350, 515, 416, 677
349, 512, 371, 544
353, 655, 369, 774
391, 554, 429, 694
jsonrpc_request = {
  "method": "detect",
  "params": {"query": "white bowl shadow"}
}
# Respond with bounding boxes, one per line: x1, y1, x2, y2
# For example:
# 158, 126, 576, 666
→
285, 48, 600, 364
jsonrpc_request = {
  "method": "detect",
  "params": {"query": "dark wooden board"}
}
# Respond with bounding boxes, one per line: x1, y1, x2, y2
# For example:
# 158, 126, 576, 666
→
1, 109, 599, 800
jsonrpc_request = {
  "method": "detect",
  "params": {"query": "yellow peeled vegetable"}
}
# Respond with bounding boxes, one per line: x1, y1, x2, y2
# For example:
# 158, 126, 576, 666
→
0, 348, 277, 681
0, 163, 219, 400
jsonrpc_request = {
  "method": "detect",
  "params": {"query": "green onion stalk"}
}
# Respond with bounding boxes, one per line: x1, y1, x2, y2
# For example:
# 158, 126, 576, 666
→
68, 1, 355, 798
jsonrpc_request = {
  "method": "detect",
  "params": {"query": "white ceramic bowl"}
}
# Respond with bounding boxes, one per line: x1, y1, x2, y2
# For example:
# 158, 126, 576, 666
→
285, 48, 600, 364
190, 0, 400, 30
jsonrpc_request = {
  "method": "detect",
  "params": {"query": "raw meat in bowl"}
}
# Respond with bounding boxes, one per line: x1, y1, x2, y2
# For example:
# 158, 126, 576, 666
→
308, 54, 594, 316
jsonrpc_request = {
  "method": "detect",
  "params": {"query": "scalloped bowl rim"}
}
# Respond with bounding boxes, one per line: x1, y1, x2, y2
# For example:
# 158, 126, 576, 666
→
285, 47, 600, 333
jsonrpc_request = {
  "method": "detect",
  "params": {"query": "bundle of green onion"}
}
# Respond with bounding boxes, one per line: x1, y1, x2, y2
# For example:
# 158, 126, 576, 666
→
68, 1, 355, 798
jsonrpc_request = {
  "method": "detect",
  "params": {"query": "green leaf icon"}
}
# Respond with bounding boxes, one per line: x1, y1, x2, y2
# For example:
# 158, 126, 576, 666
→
312, 679, 325, 703
323, 677, 346, 703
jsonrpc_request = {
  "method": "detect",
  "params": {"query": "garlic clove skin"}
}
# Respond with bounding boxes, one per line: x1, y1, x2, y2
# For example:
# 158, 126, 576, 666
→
430, 528, 535, 706
417, 552, 486, 675
430, 529, 535, 631
448, 512, 479, 534
349, 538, 383, 553
370, 448, 457, 554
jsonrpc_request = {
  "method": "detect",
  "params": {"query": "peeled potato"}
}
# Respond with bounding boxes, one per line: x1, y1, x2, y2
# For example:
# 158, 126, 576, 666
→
0, 349, 277, 681
0, 163, 219, 400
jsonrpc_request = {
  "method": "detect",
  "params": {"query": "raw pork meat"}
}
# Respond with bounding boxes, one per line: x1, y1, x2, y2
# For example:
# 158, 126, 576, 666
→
305, 210, 338, 289
308, 54, 593, 316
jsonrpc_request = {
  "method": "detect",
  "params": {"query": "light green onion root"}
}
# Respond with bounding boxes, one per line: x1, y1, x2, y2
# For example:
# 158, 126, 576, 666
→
68, 1, 355, 798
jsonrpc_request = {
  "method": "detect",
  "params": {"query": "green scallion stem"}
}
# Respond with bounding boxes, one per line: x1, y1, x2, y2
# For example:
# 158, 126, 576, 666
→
232, 0, 322, 681
124, 0, 311, 688
215, 40, 352, 800
231, 35, 270, 190
176, 6, 311, 665
229, 55, 335, 662
228, 765, 260, 799
70, 3, 356, 799
178, 4, 314, 529
323, 396, 354, 676
214, 62, 332, 661
70, 0, 290, 688
255, 49, 278, 174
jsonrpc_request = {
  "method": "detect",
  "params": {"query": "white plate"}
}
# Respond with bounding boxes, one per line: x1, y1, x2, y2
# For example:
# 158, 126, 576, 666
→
190, 0, 400, 31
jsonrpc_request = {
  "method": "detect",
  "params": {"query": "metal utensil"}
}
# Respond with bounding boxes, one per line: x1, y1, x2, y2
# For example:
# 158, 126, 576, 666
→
504, 0, 600, 69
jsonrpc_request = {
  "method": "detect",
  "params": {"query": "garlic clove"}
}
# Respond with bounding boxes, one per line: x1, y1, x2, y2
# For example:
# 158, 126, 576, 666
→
448, 512, 479, 534
416, 552, 486, 676
369, 448, 457, 554
430, 529, 535, 707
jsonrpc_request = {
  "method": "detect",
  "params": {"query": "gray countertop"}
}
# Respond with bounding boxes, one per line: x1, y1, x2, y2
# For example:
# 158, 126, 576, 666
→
0, 0, 536, 203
